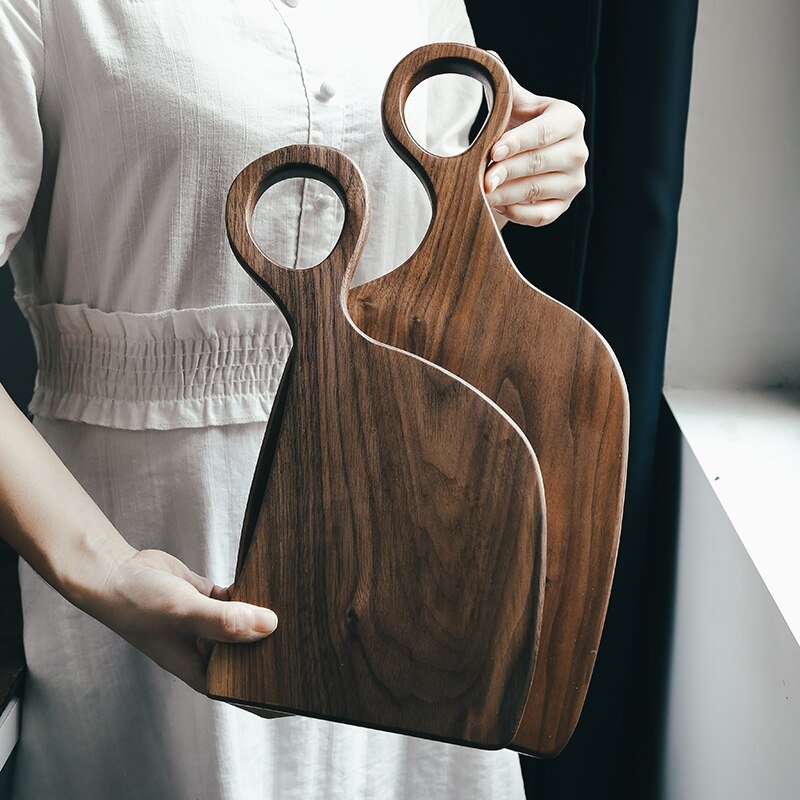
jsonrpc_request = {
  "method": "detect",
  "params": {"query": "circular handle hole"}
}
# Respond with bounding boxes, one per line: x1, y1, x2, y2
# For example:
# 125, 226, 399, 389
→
251, 176, 345, 270
404, 73, 489, 157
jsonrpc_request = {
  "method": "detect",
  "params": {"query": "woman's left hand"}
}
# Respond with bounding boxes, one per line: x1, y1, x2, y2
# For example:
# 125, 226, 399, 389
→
484, 71, 589, 229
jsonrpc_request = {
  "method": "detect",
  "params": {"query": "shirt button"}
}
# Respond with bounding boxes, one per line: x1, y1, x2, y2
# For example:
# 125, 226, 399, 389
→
314, 194, 335, 211
316, 81, 336, 102
283, 0, 300, 7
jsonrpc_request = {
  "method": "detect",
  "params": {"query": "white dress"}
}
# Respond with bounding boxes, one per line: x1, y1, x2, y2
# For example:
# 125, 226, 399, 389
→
1, 0, 527, 798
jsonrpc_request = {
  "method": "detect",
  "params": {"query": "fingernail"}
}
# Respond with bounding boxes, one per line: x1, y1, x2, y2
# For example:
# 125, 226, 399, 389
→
494, 205, 507, 215
488, 173, 500, 192
254, 609, 278, 634
493, 143, 510, 160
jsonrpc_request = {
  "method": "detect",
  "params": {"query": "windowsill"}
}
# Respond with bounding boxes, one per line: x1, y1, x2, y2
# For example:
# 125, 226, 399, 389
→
665, 386, 800, 647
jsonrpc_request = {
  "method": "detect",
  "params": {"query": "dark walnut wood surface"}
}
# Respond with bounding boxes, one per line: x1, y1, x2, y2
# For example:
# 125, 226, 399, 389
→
348, 43, 630, 757
207, 145, 547, 749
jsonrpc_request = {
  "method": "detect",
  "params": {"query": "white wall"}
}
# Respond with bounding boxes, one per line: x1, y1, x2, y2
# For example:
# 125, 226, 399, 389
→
662, 437, 800, 800
662, 1, 800, 797
665, 0, 800, 391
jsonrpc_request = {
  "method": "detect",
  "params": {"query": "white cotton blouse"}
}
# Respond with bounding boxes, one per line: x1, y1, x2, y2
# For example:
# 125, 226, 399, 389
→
1, 1, 527, 798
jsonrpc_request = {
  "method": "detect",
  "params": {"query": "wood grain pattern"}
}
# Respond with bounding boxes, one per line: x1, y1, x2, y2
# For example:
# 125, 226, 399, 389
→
348, 43, 630, 757
206, 145, 547, 749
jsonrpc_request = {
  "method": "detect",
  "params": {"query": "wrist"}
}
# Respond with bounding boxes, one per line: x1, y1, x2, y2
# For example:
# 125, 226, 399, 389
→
56, 520, 137, 617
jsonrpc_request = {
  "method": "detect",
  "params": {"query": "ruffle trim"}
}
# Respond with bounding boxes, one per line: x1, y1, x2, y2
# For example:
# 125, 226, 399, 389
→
16, 296, 293, 431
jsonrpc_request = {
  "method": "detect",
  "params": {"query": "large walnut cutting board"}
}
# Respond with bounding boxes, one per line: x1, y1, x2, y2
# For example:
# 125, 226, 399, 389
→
348, 44, 630, 757
206, 145, 546, 749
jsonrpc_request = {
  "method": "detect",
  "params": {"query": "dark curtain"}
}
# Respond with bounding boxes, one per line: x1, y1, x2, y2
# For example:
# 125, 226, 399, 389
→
0, 269, 35, 411
464, 1, 698, 798
0, 267, 32, 792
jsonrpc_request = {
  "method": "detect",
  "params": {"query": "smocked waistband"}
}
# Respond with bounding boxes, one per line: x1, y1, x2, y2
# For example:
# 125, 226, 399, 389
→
16, 296, 293, 430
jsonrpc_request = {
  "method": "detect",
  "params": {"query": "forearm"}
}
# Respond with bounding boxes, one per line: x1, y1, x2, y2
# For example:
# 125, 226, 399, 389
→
0, 384, 135, 612
0, 384, 277, 691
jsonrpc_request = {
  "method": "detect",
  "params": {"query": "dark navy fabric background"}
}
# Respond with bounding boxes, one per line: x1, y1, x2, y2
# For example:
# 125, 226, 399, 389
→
465, 2, 698, 797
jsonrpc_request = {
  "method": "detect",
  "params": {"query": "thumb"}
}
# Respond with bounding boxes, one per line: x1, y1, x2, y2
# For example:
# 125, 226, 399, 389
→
486, 49, 546, 117
188, 594, 278, 643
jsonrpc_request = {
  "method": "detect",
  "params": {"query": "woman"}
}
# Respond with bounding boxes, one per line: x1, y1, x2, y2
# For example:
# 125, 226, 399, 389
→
0, 1, 587, 797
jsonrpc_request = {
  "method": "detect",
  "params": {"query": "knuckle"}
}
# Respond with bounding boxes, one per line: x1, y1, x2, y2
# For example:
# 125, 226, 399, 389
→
572, 173, 587, 193
527, 149, 544, 175
526, 181, 542, 203
572, 143, 589, 166
537, 123, 552, 148
136, 549, 167, 570
563, 101, 586, 128
220, 605, 244, 638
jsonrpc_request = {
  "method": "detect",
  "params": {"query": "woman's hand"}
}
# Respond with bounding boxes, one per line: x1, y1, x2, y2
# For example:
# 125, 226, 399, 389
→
484, 69, 588, 229
0, 386, 276, 695
97, 548, 278, 692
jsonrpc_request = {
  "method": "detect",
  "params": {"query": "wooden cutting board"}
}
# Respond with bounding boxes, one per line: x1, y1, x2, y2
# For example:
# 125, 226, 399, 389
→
206, 144, 547, 749
348, 43, 630, 757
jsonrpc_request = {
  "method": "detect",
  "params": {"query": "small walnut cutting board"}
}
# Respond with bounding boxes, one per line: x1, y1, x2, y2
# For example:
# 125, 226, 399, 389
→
348, 43, 630, 757
206, 145, 547, 749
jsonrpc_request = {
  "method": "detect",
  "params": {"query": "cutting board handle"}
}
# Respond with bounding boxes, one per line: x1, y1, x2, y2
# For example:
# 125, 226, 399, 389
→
381, 43, 513, 200
226, 144, 370, 319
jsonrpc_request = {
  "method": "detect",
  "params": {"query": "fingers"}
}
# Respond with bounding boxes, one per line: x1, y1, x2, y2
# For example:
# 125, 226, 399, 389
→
486, 50, 548, 119
209, 583, 232, 602
481, 57, 587, 229
179, 566, 224, 599
494, 200, 569, 228
485, 95, 587, 230
486, 172, 581, 208
140, 551, 264, 640
146, 548, 233, 601
508, 74, 549, 119
136, 548, 223, 598
485, 138, 587, 191
187, 594, 279, 643
491, 101, 583, 162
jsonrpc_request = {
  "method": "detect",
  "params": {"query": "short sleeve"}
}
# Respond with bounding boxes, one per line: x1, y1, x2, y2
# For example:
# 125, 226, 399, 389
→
416, 0, 483, 157
0, 0, 45, 265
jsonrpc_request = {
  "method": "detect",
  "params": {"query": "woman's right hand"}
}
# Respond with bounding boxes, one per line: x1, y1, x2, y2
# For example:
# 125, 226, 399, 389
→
93, 548, 278, 692
0, 384, 277, 695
